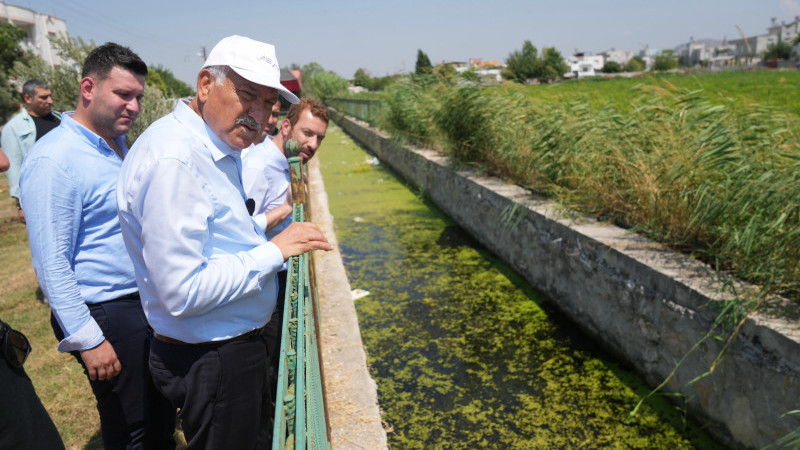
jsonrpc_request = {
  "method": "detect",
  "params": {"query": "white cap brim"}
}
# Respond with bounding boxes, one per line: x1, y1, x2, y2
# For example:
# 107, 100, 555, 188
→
229, 65, 299, 104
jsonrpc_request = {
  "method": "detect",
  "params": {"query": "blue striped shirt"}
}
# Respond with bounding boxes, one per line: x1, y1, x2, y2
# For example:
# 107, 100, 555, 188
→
20, 112, 137, 353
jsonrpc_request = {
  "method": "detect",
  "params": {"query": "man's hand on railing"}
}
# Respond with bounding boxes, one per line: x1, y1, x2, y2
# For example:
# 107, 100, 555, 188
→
271, 222, 333, 261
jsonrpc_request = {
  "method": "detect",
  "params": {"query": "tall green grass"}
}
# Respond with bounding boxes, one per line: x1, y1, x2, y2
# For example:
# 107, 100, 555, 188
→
378, 73, 800, 302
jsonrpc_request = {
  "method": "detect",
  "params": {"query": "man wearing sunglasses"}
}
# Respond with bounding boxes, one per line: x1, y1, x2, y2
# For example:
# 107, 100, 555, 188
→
0, 318, 65, 449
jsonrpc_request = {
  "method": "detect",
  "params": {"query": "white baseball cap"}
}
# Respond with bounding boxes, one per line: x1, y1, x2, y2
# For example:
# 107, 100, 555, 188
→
203, 35, 299, 104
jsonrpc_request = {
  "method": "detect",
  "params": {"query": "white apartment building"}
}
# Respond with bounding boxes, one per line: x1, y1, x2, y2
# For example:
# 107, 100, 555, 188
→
0, 2, 68, 67
767, 16, 800, 44
565, 53, 604, 78
600, 49, 634, 66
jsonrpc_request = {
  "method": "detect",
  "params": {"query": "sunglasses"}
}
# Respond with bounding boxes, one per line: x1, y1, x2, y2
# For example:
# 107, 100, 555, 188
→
1, 321, 32, 369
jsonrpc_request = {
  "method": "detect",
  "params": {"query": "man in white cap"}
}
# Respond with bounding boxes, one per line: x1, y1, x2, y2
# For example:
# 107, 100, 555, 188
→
116, 35, 332, 449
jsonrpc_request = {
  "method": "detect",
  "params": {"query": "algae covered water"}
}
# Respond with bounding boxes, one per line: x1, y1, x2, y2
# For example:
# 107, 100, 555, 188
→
319, 125, 717, 449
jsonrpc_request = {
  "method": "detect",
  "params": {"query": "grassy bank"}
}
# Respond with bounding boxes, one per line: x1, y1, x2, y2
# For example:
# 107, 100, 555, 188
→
375, 70, 800, 305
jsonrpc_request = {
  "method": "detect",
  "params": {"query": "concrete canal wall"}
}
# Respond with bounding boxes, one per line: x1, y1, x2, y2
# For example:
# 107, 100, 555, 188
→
329, 109, 800, 449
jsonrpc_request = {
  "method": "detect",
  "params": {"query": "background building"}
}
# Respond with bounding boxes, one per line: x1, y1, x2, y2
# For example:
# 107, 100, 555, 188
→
0, 2, 68, 68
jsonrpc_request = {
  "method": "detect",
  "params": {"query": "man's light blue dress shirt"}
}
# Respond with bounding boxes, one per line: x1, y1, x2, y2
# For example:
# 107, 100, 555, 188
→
20, 112, 137, 353
117, 100, 284, 344
241, 136, 292, 240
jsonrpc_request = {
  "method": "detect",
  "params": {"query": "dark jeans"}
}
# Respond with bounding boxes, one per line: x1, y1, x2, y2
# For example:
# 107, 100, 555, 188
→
52, 294, 176, 450
0, 326, 65, 450
149, 333, 272, 450
264, 269, 287, 402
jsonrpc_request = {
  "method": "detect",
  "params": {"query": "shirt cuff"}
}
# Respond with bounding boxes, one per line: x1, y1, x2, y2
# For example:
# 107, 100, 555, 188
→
250, 241, 285, 277
56, 318, 105, 353
254, 213, 268, 233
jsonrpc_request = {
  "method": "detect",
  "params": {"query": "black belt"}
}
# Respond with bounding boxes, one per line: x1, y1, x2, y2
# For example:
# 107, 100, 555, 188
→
154, 326, 266, 346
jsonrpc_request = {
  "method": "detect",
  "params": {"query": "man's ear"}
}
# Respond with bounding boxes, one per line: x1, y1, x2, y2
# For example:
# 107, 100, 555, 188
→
22, 94, 32, 105
280, 117, 292, 139
196, 69, 213, 104
79, 77, 96, 103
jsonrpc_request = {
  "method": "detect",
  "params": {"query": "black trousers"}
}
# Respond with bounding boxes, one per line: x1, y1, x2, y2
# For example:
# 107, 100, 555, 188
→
264, 269, 288, 402
52, 294, 176, 450
0, 327, 65, 450
149, 333, 272, 450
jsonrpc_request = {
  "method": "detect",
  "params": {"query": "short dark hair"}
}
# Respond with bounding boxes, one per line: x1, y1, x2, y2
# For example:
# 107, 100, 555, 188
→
286, 98, 329, 127
21, 79, 48, 100
81, 42, 147, 80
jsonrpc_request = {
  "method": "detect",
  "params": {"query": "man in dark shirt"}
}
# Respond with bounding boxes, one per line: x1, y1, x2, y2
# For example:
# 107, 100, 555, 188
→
1, 79, 61, 223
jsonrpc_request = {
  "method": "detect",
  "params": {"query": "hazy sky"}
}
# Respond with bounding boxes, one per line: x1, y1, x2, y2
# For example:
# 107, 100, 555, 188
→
17, 0, 800, 85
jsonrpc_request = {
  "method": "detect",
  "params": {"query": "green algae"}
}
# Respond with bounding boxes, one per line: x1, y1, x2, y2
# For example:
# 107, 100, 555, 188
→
319, 125, 719, 449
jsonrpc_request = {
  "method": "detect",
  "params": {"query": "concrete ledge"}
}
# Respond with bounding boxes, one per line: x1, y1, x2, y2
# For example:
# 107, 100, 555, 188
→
330, 109, 800, 449
308, 155, 388, 449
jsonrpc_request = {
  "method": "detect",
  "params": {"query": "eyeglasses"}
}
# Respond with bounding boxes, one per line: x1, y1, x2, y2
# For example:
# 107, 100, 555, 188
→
1, 321, 32, 368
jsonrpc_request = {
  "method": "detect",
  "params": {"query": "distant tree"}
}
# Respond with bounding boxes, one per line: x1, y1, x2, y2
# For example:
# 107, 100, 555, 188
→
11, 33, 89, 113
505, 41, 567, 83
653, 50, 678, 71
415, 49, 433, 75
764, 41, 792, 60
353, 68, 371, 88
152, 65, 194, 98
541, 47, 569, 81
301, 62, 325, 78
304, 64, 348, 101
623, 56, 646, 72
146, 70, 168, 98
0, 23, 26, 73
504, 40, 540, 82
601, 60, 623, 73
0, 23, 28, 122
371, 75, 397, 91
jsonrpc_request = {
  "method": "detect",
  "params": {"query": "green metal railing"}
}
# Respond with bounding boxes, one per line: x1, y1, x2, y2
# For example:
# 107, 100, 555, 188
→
272, 153, 331, 449
328, 97, 384, 126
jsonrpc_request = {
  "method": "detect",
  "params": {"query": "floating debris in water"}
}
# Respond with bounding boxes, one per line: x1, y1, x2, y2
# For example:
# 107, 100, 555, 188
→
365, 156, 380, 166
351, 289, 370, 300
353, 216, 364, 222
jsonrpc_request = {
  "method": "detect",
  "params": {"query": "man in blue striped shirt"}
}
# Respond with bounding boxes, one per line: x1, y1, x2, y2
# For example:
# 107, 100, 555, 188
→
20, 43, 175, 449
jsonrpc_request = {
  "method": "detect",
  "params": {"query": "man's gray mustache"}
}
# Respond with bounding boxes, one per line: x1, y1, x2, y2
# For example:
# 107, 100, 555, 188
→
236, 116, 262, 132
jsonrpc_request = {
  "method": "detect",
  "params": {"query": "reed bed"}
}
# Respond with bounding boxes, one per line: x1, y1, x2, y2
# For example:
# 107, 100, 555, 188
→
379, 73, 800, 303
